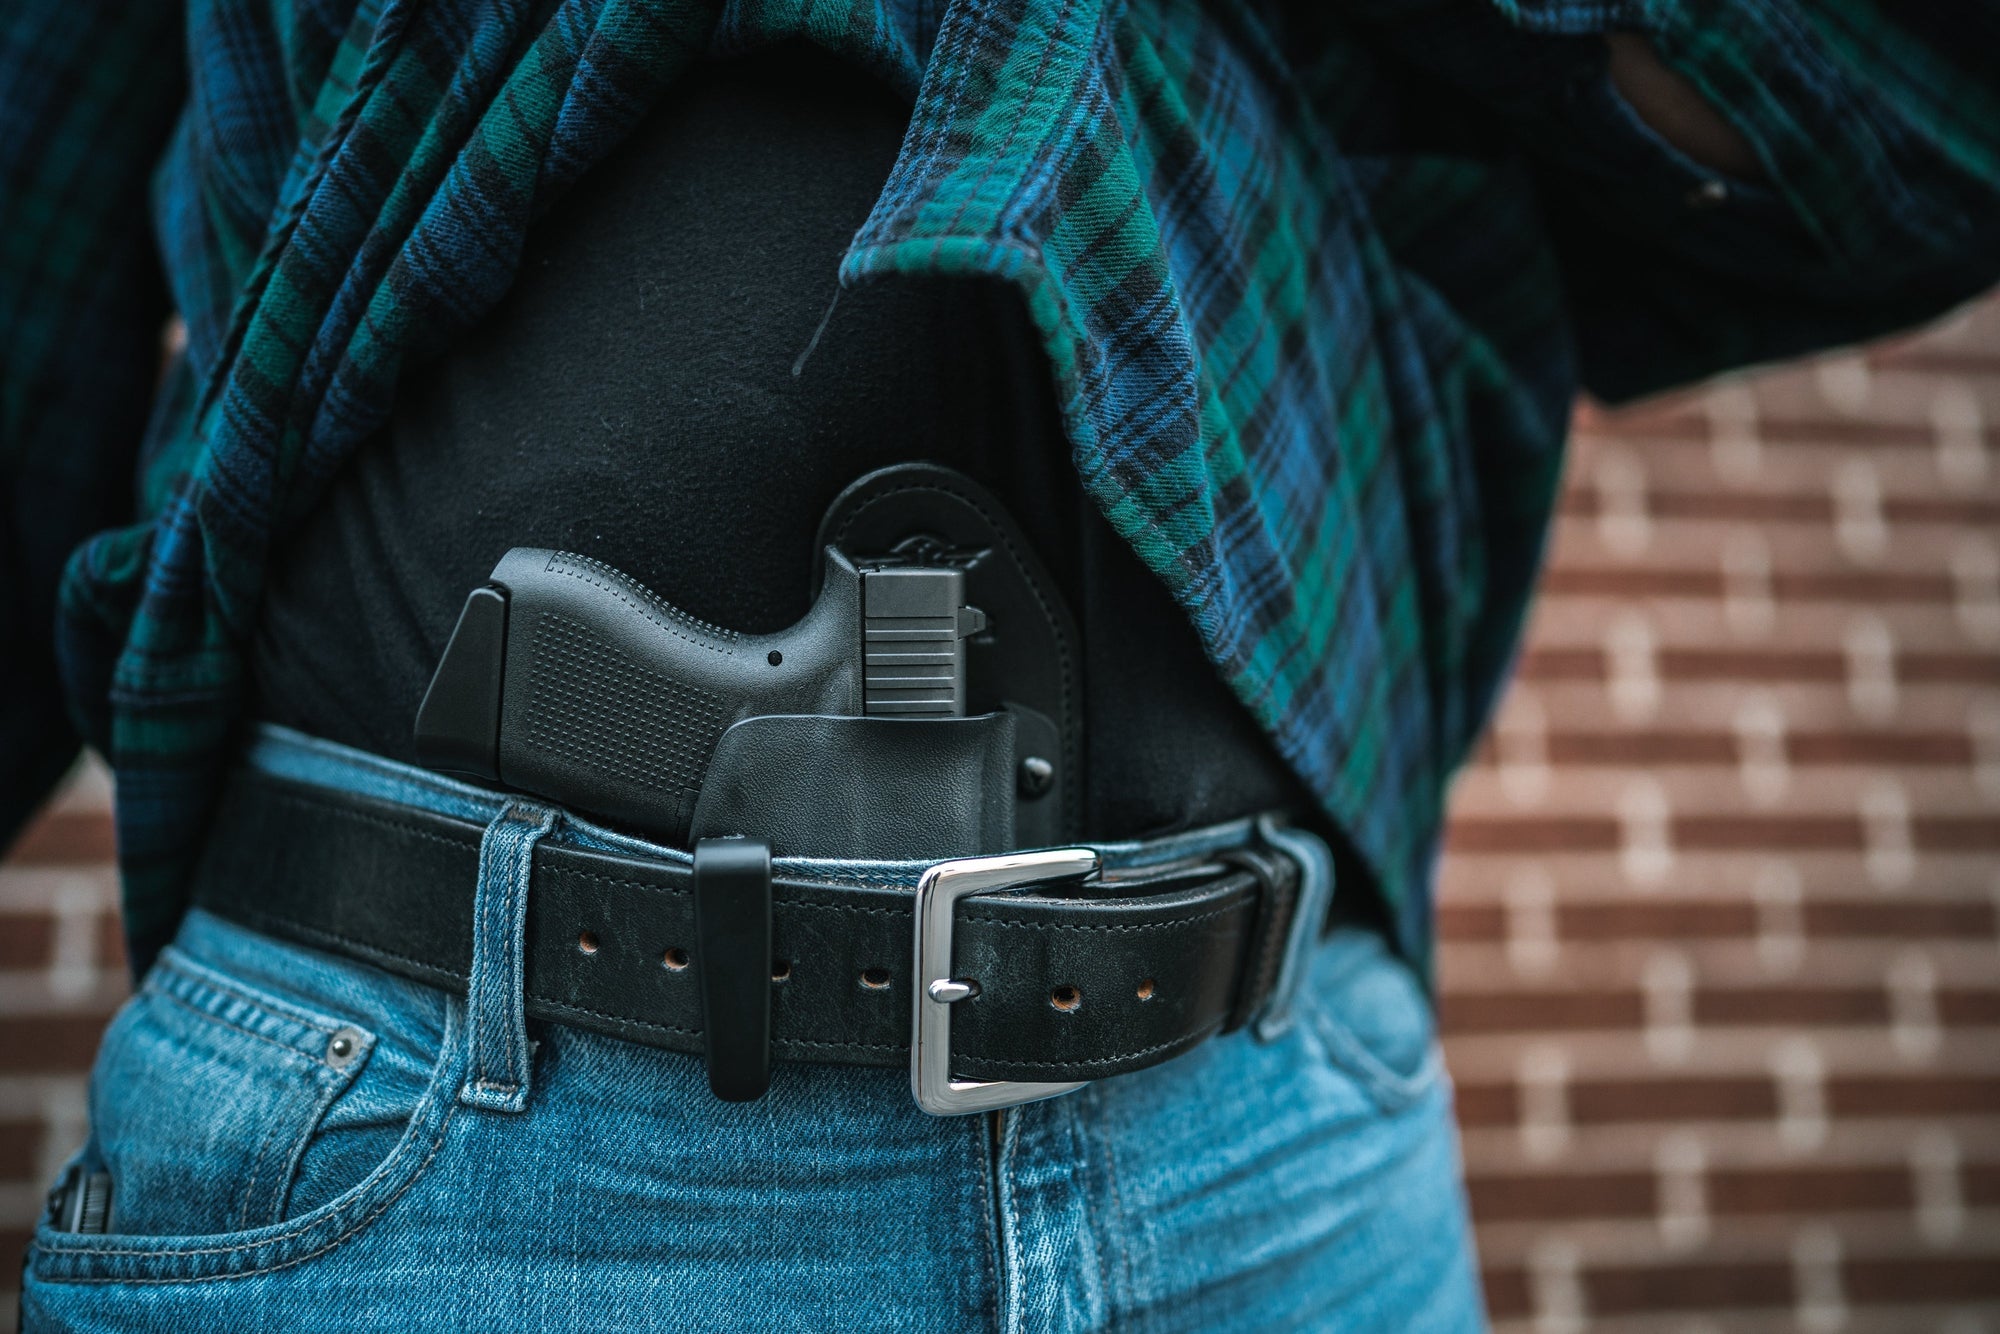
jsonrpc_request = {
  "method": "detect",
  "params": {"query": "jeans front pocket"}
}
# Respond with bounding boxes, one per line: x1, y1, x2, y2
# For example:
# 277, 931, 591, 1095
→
29, 911, 465, 1287
1300, 927, 1443, 1115
87, 947, 377, 1236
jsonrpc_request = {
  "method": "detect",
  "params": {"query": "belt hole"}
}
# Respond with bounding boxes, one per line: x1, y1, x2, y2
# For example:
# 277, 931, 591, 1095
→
771, 959, 792, 983
1051, 984, 1082, 1013
860, 967, 891, 990
577, 930, 600, 955
662, 947, 690, 971
1135, 978, 1155, 1001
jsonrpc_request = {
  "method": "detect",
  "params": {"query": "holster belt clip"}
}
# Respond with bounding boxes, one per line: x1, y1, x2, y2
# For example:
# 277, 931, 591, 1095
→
693, 836, 774, 1101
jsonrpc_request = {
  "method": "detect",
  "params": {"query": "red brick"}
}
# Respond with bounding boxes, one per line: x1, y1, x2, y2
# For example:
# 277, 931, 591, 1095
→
1670, 815, 1865, 851
1707, 1165, 1911, 1214
1480, 1265, 1532, 1321
1847, 1256, 2000, 1303
1694, 986, 1890, 1027
1465, 1171, 1654, 1223
1452, 1076, 1781, 1126
1541, 732, 1738, 765
1, 1229, 30, 1297
1803, 901, 1997, 938
1911, 817, 2000, 851
0, 1015, 113, 1074
1443, 817, 1620, 854
0, 915, 53, 968
1830, 1075, 2000, 1117
1453, 1081, 1520, 1128
1567, 1077, 1779, 1124
1562, 902, 1760, 940
1439, 989, 1645, 1034
98, 912, 128, 972
1587, 1259, 1794, 1315
1785, 732, 1976, 766
3, 811, 114, 866
0, 1120, 43, 1179
1939, 988, 2000, 1025
1435, 902, 1507, 943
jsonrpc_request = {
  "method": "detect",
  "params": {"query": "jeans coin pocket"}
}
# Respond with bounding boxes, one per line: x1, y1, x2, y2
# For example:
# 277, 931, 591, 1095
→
85, 945, 379, 1237
31, 913, 464, 1287
1300, 928, 1443, 1115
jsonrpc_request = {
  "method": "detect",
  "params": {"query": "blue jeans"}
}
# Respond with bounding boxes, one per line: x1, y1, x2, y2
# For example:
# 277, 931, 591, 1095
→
24, 733, 1486, 1332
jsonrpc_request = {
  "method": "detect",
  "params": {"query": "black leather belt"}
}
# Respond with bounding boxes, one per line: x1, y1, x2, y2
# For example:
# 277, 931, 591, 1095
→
190, 767, 1308, 1109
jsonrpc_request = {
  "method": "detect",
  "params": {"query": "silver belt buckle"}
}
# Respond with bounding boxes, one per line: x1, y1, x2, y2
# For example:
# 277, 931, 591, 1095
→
910, 848, 1101, 1116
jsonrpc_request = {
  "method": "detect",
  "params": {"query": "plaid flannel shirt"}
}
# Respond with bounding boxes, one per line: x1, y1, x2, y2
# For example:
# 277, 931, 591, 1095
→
4, 0, 1997, 973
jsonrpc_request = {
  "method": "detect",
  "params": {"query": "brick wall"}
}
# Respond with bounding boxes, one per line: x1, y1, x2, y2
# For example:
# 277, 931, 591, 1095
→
1443, 298, 2000, 1331
3, 301, 1997, 1328
1, 761, 117, 1328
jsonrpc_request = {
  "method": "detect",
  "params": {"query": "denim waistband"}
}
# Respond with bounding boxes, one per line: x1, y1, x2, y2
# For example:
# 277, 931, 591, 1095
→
244, 723, 1274, 886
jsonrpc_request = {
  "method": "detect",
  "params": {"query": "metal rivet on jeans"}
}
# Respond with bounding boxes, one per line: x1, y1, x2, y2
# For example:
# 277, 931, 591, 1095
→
325, 1027, 365, 1069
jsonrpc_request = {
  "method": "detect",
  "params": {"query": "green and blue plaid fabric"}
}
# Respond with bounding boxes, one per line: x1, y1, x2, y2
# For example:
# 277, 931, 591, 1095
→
4, 0, 1998, 971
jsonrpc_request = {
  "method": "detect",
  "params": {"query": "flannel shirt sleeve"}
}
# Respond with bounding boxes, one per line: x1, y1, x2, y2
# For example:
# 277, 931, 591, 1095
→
0, 1, 185, 849
1324, 0, 2000, 401
1556, 2, 2000, 401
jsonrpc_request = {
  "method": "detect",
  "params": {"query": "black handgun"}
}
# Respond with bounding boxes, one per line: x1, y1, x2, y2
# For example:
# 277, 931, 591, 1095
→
414, 547, 987, 844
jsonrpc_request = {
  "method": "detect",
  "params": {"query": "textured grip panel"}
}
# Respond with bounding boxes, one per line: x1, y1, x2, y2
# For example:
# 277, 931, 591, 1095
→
541, 551, 741, 646
523, 612, 725, 798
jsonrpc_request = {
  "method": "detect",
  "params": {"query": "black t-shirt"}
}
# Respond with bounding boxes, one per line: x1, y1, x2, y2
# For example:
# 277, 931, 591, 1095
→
250, 44, 1307, 841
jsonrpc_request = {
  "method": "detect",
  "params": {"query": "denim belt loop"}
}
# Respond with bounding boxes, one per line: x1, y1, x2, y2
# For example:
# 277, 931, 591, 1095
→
460, 800, 560, 1113
1252, 818, 1337, 1042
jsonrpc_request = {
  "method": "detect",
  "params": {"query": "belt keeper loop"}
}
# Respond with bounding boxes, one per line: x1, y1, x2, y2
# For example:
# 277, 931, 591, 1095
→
1252, 820, 1337, 1040
1218, 844, 1300, 1034
693, 836, 774, 1101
